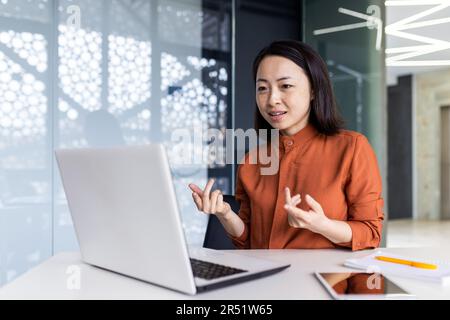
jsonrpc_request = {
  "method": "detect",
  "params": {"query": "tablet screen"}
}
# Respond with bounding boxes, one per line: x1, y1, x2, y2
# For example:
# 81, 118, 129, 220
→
316, 272, 411, 298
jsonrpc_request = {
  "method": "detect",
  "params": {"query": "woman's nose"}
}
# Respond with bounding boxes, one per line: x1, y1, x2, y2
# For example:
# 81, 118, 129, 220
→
268, 89, 282, 106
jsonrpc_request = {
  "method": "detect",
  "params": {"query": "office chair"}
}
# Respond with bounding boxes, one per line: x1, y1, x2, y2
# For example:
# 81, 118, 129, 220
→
203, 194, 240, 250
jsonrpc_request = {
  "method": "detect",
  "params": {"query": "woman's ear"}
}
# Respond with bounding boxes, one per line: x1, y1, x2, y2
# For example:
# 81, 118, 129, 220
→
310, 90, 315, 101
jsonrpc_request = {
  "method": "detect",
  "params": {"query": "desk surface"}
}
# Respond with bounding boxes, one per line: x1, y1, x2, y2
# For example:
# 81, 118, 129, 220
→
1, 247, 450, 299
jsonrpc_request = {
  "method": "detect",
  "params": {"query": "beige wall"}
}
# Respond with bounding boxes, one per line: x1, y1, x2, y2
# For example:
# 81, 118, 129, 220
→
415, 68, 450, 220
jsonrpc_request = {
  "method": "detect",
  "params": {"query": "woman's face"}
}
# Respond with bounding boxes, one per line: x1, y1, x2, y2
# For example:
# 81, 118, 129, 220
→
256, 55, 313, 136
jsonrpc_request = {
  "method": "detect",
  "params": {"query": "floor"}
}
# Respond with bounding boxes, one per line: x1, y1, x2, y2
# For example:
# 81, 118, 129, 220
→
386, 219, 450, 247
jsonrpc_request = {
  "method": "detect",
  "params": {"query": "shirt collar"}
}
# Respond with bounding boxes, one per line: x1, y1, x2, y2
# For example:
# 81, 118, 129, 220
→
279, 123, 318, 151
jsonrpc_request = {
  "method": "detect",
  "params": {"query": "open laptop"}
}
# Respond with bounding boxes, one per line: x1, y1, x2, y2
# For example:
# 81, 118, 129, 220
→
55, 144, 290, 295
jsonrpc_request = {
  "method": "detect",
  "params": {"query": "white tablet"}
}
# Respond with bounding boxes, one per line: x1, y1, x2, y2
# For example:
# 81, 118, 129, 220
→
315, 272, 415, 300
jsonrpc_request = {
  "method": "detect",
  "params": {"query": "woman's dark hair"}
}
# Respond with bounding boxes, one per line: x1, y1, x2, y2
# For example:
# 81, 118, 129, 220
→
253, 40, 344, 136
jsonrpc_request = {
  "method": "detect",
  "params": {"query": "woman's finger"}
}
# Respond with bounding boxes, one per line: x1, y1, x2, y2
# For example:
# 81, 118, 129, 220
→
284, 187, 292, 205
192, 192, 203, 211
285, 204, 308, 221
203, 179, 215, 197
287, 212, 305, 228
202, 179, 215, 211
292, 198, 301, 207
210, 190, 220, 213
188, 183, 204, 196
291, 194, 301, 206
305, 194, 322, 213
217, 192, 224, 213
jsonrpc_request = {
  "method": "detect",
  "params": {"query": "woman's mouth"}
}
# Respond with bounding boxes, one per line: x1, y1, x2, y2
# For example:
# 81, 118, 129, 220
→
268, 111, 287, 122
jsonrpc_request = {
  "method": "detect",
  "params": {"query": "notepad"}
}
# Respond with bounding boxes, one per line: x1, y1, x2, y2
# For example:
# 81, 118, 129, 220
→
344, 251, 450, 286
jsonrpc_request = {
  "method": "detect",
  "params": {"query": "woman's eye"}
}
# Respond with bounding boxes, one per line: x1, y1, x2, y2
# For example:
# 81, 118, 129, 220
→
282, 84, 293, 89
257, 86, 267, 92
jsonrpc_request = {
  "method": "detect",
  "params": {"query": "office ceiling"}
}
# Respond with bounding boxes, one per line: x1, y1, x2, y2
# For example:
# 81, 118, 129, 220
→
386, 2, 450, 85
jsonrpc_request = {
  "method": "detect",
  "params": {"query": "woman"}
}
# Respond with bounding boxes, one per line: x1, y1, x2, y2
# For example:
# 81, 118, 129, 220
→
189, 40, 384, 251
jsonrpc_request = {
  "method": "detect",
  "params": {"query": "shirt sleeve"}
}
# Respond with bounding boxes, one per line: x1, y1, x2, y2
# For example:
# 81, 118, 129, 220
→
227, 164, 251, 249
339, 135, 384, 251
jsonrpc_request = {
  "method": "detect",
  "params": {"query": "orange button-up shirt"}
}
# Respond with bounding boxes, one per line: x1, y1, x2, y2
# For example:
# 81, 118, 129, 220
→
230, 123, 384, 251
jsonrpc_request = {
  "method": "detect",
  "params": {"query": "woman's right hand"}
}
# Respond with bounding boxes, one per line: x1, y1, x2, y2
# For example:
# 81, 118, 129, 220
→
188, 179, 232, 218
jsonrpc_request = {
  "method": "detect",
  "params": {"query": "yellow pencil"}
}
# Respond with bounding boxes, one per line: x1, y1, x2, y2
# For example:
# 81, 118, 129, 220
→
375, 256, 437, 270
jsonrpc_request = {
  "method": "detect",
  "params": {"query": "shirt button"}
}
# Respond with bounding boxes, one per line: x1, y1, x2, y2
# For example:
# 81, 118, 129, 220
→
286, 140, 293, 146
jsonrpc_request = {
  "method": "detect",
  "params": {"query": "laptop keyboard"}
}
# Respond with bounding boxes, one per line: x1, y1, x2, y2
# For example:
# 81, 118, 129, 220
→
190, 258, 247, 280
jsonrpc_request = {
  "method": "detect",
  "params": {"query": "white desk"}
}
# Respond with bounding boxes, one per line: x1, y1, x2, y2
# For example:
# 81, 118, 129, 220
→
1, 247, 450, 299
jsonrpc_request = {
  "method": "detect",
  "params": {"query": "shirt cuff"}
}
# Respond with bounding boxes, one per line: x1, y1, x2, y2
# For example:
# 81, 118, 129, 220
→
344, 220, 382, 251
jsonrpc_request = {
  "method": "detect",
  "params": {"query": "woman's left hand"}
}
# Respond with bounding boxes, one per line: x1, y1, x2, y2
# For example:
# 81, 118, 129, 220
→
284, 187, 330, 234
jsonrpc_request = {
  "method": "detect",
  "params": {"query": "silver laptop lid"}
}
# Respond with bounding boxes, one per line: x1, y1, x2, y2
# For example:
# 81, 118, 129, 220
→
55, 144, 197, 295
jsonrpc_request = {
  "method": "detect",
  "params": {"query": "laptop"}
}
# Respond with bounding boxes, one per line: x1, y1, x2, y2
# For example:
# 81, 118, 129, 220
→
55, 144, 290, 295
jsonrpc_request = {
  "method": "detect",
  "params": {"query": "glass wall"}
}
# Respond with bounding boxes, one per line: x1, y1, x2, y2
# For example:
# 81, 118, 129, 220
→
0, 0, 232, 286
303, 0, 386, 150
303, 0, 387, 241
0, 0, 53, 286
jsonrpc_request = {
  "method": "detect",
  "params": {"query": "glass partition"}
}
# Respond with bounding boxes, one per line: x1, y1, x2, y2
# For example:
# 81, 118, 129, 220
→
303, 0, 387, 243
0, 0, 232, 286
303, 0, 386, 155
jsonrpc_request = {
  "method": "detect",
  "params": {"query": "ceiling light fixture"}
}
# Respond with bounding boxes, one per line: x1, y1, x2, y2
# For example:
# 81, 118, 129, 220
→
386, 1, 450, 66
313, 6, 383, 51
313, 1, 450, 67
